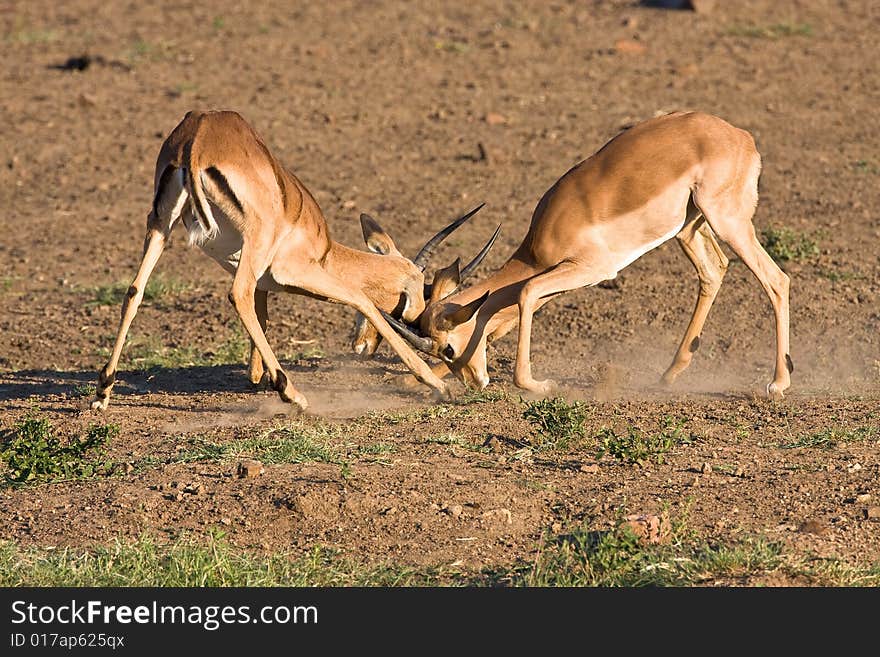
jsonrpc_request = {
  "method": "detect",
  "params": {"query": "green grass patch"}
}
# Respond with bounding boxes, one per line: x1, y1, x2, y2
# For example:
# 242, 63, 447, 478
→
516, 518, 782, 586
725, 23, 813, 39
760, 226, 819, 264
71, 384, 96, 398
816, 268, 865, 282
595, 416, 694, 465
778, 425, 879, 450
106, 327, 249, 371
1, 417, 118, 484
423, 432, 489, 454
0, 533, 438, 587
89, 276, 191, 307
522, 397, 590, 451
853, 160, 879, 175
171, 423, 346, 468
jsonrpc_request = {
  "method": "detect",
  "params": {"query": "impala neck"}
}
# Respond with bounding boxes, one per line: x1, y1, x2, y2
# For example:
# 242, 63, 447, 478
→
448, 255, 541, 332
321, 242, 405, 299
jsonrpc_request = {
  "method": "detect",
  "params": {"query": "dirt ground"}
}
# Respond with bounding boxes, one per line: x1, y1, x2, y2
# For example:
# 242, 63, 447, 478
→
1, 0, 878, 583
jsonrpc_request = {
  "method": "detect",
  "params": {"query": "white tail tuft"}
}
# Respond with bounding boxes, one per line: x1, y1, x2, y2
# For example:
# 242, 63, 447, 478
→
185, 168, 220, 246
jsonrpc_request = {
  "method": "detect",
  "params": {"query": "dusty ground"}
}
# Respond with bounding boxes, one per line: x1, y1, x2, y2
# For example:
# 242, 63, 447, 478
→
1, 0, 879, 583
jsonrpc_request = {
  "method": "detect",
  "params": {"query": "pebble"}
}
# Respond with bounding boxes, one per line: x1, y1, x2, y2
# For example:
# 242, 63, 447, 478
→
866, 507, 880, 520
236, 460, 264, 478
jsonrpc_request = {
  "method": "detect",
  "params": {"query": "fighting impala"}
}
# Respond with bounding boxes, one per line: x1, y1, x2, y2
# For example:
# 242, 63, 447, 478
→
91, 109, 496, 412
384, 111, 793, 399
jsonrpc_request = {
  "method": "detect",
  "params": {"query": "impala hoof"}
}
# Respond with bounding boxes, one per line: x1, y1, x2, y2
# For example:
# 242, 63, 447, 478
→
432, 383, 454, 403
291, 393, 309, 412
766, 382, 786, 401
518, 378, 557, 395
90, 397, 109, 411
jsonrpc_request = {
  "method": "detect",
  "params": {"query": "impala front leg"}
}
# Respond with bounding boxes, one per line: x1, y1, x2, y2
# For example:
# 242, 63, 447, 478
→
513, 262, 586, 394
247, 288, 270, 385
280, 266, 450, 399
231, 248, 308, 411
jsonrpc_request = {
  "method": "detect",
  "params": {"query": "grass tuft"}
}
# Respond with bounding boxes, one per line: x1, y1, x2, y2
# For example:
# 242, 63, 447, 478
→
522, 397, 590, 450
760, 226, 819, 264
1, 417, 118, 484
725, 23, 813, 39
595, 417, 693, 465
0, 533, 438, 587
89, 276, 191, 307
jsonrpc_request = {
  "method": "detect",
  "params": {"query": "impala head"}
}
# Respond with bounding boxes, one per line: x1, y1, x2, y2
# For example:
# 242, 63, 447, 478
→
350, 205, 499, 357
380, 260, 494, 390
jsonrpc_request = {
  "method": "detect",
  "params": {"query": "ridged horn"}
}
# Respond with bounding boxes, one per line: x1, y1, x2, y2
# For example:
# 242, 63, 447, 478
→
412, 203, 485, 271
379, 310, 435, 355
460, 224, 501, 282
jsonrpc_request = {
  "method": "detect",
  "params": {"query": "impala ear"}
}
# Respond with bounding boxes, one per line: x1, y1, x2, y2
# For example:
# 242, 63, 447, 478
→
429, 258, 461, 305
360, 213, 400, 256
441, 290, 490, 329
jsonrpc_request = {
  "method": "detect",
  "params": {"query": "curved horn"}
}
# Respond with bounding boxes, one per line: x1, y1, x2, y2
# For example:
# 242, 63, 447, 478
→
460, 224, 501, 283
412, 203, 485, 271
379, 310, 435, 355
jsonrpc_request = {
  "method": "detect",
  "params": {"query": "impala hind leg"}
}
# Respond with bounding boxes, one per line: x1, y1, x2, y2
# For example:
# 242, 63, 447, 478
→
247, 288, 269, 385
661, 218, 729, 385
697, 162, 791, 399
92, 169, 184, 411
717, 227, 790, 399
514, 262, 591, 394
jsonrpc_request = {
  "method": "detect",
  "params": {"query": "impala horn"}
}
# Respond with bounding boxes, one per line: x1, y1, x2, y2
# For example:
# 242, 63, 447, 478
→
424, 224, 501, 299
379, 310, 434, 355
460, 223, 501, 282
412, 203, 485, 271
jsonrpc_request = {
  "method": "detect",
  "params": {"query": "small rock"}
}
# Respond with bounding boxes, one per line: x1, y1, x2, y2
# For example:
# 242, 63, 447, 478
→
219, 517, 231, 526
856, 493, 872, 503
236, 460, 264, 478
866, 507, 880, 520
700, 462, 713, 474
551, 522, 563, 533
485, 112, 507, 126
734, 467, 745, 477
579, 463, 599, 474
443, 504, 463, 518
484, 436, 502, 453
481, 508, 512, 524
342, 200, 356, 209
614, 39, 647, 55
797, 519, 828, 535
621, 513, 671, 545
621, 15, 638, 28
379, 506, 397, 516
847, 462, 862, 473
184, 482, 203, 495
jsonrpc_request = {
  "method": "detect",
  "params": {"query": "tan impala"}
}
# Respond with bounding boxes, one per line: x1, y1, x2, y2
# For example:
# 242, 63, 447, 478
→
383, 111, 793, 399
91, 109, 496, 412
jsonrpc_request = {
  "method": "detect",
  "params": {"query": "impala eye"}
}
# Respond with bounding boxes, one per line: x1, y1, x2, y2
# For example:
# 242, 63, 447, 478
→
442, 345, 456, 360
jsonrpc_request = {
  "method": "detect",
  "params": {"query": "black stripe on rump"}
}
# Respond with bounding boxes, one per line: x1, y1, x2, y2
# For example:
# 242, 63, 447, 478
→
205, 166, 244, 214
151, 165, 175, 218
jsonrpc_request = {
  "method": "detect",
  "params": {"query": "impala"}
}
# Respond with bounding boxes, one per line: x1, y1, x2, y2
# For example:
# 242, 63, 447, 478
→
91, 109, 496, 412
383, 111, 793, 399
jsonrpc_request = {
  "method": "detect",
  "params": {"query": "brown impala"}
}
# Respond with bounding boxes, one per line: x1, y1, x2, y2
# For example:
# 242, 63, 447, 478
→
383, 111, 793, 399
91, 109, 496, 412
